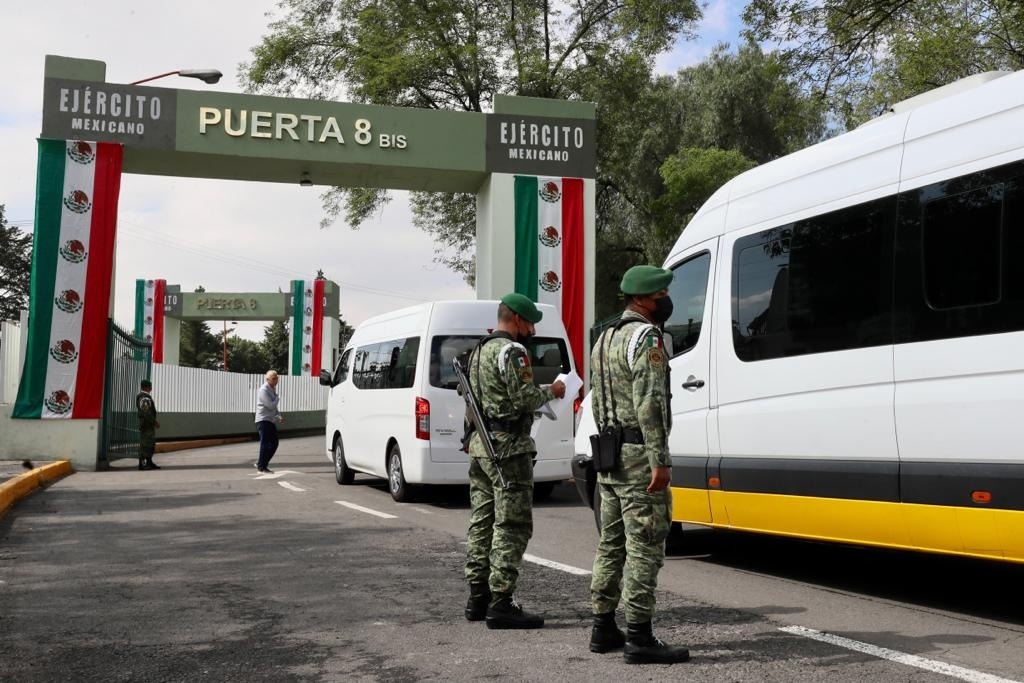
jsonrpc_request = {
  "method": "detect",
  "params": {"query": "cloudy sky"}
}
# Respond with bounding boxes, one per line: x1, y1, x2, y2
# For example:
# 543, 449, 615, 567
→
0, 0, 742, 340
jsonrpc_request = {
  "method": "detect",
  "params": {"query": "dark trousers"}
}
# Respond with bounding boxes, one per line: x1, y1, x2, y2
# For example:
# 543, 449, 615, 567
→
257, 421, 279, 469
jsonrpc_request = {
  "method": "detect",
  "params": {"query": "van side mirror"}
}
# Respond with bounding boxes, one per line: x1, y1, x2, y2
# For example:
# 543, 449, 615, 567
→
318, 369, 334, 387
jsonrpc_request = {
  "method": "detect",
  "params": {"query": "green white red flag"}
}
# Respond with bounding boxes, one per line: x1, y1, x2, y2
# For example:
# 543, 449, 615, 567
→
291, 279, 325, 376
513, 176, 584, 374
14, 139, 123, 419
134, 279, 165, 362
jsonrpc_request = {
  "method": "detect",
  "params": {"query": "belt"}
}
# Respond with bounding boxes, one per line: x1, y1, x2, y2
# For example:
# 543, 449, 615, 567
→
621, 427, 644, 445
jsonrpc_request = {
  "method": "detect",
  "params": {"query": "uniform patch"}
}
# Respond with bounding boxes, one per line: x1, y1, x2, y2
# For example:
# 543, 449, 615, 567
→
520, 369, 532, 382
648, 348, 664, 366
514, 355, 530, 368
645, 335, 663, 349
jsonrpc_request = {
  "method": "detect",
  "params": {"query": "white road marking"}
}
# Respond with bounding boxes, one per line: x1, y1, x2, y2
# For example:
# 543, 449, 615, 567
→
523, 553, 591, 576
409, 506, 435, 515
780, 626, 1021, 683
254, 470, 297, 480
278, 481, 307, 492
335, 500, 398, 519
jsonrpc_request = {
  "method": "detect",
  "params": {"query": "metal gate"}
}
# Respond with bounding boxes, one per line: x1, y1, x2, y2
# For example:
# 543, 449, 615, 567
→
99, 320, 152, 467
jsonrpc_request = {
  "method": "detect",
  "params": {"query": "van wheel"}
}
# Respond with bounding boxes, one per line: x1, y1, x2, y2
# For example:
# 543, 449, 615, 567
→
387, 444, 412, 502
533, 481, 556, 501
333, 438, 354, 485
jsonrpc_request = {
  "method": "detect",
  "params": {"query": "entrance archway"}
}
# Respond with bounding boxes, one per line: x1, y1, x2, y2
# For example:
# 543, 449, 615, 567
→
136, 278, 340, 375
6, 54, 596, 469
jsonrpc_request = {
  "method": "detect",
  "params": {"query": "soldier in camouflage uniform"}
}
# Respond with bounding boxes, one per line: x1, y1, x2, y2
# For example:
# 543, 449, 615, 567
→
464, 293, 566, 629
587, 265, 690, 664
136, 379, 160, 471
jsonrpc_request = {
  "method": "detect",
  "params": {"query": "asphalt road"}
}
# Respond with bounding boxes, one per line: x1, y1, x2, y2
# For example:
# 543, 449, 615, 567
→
2, 436, 1023, 682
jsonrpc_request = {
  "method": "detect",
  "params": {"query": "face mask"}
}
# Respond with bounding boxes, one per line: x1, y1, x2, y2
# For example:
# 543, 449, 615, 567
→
651, 295, 674, 324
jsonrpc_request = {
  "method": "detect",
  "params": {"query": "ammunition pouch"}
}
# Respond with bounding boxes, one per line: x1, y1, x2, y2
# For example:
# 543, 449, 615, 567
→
591, 425, 645, 473
591, 425, 623, 473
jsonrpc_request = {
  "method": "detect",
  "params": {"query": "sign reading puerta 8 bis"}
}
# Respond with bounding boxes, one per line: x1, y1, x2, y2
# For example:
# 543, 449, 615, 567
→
40, 78, 596, 180
15, 55, 595, 427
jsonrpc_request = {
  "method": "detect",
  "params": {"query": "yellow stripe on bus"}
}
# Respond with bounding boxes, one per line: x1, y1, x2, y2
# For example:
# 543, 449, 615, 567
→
669, 486, 1024, 564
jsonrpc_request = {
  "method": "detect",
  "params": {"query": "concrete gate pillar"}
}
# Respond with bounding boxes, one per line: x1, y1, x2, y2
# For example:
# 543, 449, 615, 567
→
475, 95, 596, 383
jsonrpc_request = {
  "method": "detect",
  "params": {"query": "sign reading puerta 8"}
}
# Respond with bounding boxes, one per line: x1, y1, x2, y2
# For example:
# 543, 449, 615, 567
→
40, 78, 597, 181
21, 62, 595, 429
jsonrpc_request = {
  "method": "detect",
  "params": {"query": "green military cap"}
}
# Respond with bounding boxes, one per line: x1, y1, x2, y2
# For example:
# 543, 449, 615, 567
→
620, 265, 673, 295
501, 292, 543, 323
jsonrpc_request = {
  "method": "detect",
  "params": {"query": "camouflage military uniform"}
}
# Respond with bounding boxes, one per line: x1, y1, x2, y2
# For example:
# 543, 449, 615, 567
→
589, 310, 672, 625
136, 390, 158, 466
464, 332, 556, 598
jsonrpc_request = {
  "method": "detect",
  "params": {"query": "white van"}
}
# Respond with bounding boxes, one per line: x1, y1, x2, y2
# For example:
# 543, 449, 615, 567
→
320, 300, 576, 501
573, 70, 1024, 564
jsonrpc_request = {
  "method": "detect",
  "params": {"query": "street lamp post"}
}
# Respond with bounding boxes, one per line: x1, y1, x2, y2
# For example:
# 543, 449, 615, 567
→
130, 69, 223, 86
222, 320, 239, 372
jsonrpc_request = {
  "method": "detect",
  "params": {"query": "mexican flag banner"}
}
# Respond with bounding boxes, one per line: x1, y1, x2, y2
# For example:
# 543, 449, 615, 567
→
291, 279, 325, 376
513, 176, 584, 375
134, 278, 166, 363
13, 139, 123, 419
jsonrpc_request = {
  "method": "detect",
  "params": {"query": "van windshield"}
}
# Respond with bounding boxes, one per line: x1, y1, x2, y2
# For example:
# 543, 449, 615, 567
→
429, 335, 571, 390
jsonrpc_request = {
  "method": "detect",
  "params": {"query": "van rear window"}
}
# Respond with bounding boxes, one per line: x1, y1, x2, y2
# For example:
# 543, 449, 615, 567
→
429, 335, 570, 389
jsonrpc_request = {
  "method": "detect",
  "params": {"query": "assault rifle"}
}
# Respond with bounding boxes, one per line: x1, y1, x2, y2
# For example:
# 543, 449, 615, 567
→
452, 357, 509, 490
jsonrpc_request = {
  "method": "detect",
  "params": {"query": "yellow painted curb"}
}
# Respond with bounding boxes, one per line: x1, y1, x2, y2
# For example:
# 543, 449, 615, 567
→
0, 460, 73, 518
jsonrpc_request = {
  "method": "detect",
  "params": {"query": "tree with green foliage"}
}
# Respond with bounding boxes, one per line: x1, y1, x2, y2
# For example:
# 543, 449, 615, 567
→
243, 0, 703, 281
179, 320, 222, 370
0, 205, 32, 322
655, 147, 756, 248
261, 319, 290, 372
591, 42, 825, 316
743, 0, 1024, 125
227, 335, 272, 374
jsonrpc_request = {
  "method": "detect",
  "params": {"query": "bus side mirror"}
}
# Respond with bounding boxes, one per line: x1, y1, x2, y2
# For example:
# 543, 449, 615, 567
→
318, 369, 333, 387
662, 332, 674, 357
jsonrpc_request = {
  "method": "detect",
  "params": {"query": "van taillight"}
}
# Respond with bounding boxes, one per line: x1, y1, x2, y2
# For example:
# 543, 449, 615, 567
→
415, 397, 430, 440
573, 397, 583, 414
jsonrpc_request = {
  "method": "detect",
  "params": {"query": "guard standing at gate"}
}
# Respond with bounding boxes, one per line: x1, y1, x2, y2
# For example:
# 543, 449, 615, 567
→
136, 379, 161, 470
463, 293, 566, 629
587, 265, 690, 664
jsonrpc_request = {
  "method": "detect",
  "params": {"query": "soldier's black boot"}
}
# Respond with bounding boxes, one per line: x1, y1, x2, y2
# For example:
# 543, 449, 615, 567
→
138, 459, 146, 471
485, 595, 544, 629
464, 583, 490, 622
589, 611, 626, 653
623, 621, 690, 664
147, 458, 161, 470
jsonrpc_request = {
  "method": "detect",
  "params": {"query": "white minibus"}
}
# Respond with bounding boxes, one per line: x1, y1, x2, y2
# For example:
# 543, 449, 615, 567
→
574, 70, 1024, 563
321, 300, 576, 501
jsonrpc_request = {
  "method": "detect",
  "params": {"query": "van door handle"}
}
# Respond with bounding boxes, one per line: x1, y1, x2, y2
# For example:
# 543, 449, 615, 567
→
681, 376, 705, 390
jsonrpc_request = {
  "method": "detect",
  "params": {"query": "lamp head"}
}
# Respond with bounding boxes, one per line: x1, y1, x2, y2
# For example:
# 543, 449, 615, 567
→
178, 69, 223, 84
